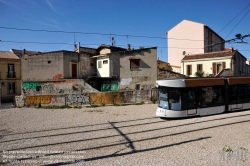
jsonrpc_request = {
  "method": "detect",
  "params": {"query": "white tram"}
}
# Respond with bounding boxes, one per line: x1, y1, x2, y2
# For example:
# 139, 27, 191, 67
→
156, 77, 250, 118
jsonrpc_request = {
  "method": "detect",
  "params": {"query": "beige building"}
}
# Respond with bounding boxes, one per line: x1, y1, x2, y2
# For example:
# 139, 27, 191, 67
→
0, 51, 21, 102
167, 19, 224, 67
181, 48, 247, 77
90, 46, 157, 90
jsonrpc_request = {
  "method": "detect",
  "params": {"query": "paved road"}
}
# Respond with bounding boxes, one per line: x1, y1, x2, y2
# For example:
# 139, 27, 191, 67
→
0, 104, 250, 165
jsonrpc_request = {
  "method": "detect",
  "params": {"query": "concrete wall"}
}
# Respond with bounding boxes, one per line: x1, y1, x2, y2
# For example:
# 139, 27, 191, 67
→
63, 52, 79, 78
234, 51, 247, 76
167, 20, 204, 66
204, 27, 224, 52
100, 48, 111, 55
22, 52, 64, 81
0, 59, 21, 102
119, 48, 157, 90
16, 79, 98, 107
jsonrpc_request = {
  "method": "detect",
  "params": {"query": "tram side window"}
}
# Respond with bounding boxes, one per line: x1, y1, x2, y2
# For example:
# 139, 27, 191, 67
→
229, 85, 246, 104
158, 87, 169, 109
200, 86, 224, 107
181, 89, 196, 110
245, 85, 250, 102
169, 89, 181, 110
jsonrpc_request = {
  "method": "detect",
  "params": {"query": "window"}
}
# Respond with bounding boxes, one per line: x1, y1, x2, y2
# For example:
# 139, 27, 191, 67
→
103, 60, 108, 64
197, 64, 203, 72
8, 82, 16, 94
130, 59, 140, 70
98, 61, 102, 68
199, 86, 224, 107
135, 84, 140, 90
212, 62, 226, 75
186, 65, 192, 75
7, 64, 15, 78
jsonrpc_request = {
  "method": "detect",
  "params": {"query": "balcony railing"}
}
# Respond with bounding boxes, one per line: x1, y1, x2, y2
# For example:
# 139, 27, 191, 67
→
7, 72, 16, 78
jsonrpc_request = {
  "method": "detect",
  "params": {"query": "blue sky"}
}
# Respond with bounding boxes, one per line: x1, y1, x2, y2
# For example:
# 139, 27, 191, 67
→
0, 0, 249, 62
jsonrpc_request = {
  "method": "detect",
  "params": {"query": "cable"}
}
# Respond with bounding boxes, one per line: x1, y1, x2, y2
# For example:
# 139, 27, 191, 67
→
1, 40, 73, 45
219, 3, 250, 33
225, 8, 250, 39
0, 26, 204, 41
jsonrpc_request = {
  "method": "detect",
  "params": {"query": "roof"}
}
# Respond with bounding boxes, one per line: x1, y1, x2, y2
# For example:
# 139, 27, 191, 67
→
26, 50, 76, 56
166, 19, 224, 41
157, 59, 169, 64
97, 44, 127, 52
0, 51, 20, 59
182, 50, 236, 61
11, 49, 41, 55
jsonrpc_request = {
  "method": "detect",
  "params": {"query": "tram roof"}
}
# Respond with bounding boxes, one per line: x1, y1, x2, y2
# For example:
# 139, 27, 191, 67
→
157, 77, 225, 87
157, 77, 250, 87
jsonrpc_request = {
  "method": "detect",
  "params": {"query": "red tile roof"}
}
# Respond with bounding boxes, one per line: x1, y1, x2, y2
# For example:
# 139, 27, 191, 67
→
182, 50, 236, 61
0, 51, 20, 59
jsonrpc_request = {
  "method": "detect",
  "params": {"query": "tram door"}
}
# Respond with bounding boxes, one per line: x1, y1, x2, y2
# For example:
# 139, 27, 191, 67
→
186, 89, 197, 115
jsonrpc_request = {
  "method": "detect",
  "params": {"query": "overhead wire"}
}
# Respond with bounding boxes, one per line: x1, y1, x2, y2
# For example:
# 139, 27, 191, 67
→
0, 26, 204, 41
225, 8, 250, 39
219, 3, 250, 33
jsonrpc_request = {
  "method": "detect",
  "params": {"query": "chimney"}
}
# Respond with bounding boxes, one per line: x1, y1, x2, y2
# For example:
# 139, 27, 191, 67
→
127, 44, 131, 51
22, 49, 26, 54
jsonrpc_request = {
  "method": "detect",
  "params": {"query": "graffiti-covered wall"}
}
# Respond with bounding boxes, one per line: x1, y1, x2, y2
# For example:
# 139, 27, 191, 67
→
18, 79, 98, 107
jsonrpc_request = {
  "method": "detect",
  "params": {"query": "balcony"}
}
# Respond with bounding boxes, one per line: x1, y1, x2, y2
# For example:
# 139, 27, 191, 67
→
7, 72, 16, 78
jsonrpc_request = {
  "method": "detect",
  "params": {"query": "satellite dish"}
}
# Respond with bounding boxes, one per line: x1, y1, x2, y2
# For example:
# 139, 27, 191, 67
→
183, 51, 186, 55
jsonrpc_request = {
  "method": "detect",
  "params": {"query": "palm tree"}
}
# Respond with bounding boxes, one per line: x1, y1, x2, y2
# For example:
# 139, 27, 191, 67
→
195, 71, 205, 77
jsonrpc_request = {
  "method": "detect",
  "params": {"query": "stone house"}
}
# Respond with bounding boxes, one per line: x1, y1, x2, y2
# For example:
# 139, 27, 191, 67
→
89, 46, 158, 91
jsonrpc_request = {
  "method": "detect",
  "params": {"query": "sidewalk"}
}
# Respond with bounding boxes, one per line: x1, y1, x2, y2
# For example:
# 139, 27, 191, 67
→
0, 102, 15, 109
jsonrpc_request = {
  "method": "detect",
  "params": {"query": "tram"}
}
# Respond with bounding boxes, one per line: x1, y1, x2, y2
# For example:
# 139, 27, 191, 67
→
156, 77, 250, 118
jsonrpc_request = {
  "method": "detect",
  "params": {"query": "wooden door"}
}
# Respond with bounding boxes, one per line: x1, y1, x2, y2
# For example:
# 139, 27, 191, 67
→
71, 64, 77, 78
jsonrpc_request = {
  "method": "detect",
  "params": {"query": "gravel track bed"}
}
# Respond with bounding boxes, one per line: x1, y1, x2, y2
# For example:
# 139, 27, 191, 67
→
1, 104, 250, 165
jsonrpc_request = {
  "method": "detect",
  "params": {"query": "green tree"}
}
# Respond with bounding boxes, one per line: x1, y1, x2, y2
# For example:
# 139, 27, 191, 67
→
195, 71, 205, 77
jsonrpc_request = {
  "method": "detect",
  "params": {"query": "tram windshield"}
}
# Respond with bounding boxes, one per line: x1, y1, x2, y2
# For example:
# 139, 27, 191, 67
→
158, 87, 181, 110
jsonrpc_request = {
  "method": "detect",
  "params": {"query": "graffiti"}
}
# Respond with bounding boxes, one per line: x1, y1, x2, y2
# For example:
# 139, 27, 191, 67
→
15, 96, 25, 107
66, 94, 89, 105
26, 96, 52, 105
54, 79, 77, 84
124, 91, 134, 97
26, 96, 41, 105
141, 84, 154, 90
42, 84, 55, 94
22, 82, 41, 89
51, 96, 65, 104
53, 74, 63, 80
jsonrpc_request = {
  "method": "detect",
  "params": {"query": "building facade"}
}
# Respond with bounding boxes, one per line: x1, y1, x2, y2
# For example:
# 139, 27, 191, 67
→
89, 47, 158, 91
0, 51, 21, 102
167, 19, 224, 67
181, 48, 247, 77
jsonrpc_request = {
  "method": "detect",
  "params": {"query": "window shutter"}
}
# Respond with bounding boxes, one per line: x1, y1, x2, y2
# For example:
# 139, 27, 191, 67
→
222, 62, 226, 69
190, 65, 192, 75
212, 63, 216, 75
201, 64, 203, 71
186, 65, 189, 75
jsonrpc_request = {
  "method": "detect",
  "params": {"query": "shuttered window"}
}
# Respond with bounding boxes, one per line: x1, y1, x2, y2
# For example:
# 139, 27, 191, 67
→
212, 62, 216, 75
197, 64, 203, 72
222, 62, 226, 69
187, 65, 192, 75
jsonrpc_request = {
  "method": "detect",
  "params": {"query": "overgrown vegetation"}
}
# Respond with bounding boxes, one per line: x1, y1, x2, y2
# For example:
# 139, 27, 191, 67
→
223, 145, 233, 152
